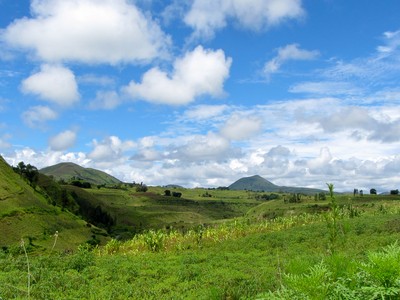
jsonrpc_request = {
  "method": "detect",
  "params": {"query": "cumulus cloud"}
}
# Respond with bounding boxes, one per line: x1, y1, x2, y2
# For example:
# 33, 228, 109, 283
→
263, 43, 319, 77
220, 114, 263, 140
310, 106, 400, 143
171, 132, 233, 162
89, 136, 135, 163
21, 106, 58, 128
21, 64, 79, 106
2, 0, 170, 64
267, 145, 291, 157
124, 46, 232, 105
49, 130, 76, 151
185, 0, 304, 39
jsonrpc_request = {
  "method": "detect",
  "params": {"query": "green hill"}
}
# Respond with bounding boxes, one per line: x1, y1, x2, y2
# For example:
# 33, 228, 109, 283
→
229, 175, 325, 194
40, 162, 121, 185
0, 156, 108, 250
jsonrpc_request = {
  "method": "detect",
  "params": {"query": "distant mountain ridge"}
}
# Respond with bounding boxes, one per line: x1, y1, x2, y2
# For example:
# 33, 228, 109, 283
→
40, 162, 121, 185
229, 175, 326, 194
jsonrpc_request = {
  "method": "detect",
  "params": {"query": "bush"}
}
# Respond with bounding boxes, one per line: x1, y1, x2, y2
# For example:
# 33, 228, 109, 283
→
136, 185, 148, 192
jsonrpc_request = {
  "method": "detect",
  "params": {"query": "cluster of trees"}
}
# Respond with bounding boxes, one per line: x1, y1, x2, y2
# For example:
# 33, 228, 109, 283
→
70, 180, 92, 189
70, 191, 115, 231
255, 193, 280, 201
13, 161, 39, 189
135, 182, 148, 192
354, 188, 398, 196
164, 190, 182, 197
284, 193, 303, 203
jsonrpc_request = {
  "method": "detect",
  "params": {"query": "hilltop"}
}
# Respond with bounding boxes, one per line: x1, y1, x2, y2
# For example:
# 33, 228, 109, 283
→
0, 156, 108, 249
40, 162, 121, 185
229, 175, 326, 194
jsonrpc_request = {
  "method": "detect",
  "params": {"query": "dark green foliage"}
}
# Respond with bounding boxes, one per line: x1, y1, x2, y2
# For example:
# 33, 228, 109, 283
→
256, 193, 279, 201
70, 191, 115, 231
390, 189, 399, 195
370, 188, 377, 195
70, 180, 92, 188
172, 192, 182, 197
136, 184, 148, 192
286, 193, 303, 203
164, 189, 171, 196
13, 161, 39, 189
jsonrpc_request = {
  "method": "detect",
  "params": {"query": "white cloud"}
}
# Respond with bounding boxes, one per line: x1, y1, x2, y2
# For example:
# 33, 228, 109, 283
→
264, 43, 319, 77
21, 64, 79, 106
21, 106, 58, 128
171, 132, 233, 162
289, 81, 361, 96
49, 130, 76, 151
304, 106, 400, 143
377, 30, 400, 55
183, 104, 228, 121
89, 136, 135, 163
267, 145, 291, 157
220, 114, 263, 140
185, 0, 304, 39
124, 46, 232, 105
88, 91, 121, 110
2, 0, 170, 64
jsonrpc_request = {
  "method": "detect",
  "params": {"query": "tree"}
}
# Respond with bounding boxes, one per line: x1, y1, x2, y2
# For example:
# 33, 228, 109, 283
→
13, 161, 39, 189
390, 189, 399, 195
136, 184, 148, 192
164, 190, 171, 196
172, 192, 182, 198
370, 188, 377, 195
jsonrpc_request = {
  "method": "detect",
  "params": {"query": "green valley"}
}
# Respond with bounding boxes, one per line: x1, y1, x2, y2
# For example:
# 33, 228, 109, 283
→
1, 157, 400, 299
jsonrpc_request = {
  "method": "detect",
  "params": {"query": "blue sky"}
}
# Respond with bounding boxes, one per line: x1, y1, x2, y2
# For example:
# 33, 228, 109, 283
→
1, 0, 400, 192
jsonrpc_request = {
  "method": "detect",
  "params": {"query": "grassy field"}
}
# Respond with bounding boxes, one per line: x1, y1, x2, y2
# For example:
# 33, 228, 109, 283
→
1, 197, 400, 299
82, 186, 260, 238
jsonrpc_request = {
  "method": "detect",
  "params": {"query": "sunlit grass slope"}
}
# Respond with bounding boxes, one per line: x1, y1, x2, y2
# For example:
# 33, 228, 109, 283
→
0, 156, 108, 250
40, 162, 121, 185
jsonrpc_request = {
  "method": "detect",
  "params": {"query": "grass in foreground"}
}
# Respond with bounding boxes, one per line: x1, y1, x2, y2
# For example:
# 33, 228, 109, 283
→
1, 202, 400, 299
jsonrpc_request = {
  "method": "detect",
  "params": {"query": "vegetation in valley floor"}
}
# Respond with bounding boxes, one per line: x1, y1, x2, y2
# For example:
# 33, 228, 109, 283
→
2, 200, 400, 299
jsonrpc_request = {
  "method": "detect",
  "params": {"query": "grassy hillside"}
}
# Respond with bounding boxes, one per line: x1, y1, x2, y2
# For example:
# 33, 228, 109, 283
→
1, 192, 400, 299
0, 156, 108, 250
40, 162, 121, 185
229, 174, 326, 194
80, 186, 260, 238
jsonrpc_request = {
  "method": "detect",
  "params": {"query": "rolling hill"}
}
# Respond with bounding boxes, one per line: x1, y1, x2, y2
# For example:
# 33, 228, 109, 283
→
229, 175, 326, 194
40, 162, 121, 185
0, 156, 108, 250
